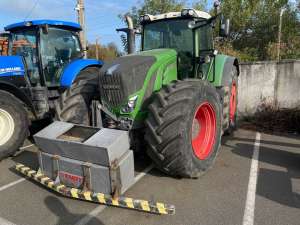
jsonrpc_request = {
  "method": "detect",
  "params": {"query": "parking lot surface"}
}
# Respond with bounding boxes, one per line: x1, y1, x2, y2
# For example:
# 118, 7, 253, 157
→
0, 129, 299, 225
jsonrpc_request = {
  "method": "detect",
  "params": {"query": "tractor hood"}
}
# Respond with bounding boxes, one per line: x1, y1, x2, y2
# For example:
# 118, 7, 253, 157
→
99, 49, 177, 111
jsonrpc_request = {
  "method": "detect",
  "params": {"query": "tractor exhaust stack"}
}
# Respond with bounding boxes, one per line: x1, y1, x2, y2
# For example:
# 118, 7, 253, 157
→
116, 15, 135, 54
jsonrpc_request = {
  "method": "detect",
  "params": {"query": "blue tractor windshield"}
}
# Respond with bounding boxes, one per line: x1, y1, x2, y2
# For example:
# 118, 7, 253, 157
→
40, 27, 83, 86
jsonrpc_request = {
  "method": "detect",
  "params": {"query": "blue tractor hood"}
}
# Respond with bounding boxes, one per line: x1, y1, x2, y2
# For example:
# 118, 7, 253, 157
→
0, 56, 25, 77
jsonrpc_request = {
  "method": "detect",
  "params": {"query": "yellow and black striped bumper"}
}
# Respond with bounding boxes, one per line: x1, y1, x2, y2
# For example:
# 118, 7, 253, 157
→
15, 164, 175, 215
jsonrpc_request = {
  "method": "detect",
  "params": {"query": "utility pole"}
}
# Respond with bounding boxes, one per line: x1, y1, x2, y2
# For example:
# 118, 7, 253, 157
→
76, 0, 87, 58
277, 8, 285, 61
95, 37, 100, 60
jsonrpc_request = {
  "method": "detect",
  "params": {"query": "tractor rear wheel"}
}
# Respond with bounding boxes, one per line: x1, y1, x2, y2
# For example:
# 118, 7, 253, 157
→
55, 67, 99, 125
0, 91, 29, 160
145, 80, 222, 178
223, 67, 238, 135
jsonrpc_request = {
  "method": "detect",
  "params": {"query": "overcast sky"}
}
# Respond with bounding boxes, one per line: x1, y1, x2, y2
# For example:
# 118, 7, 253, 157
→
0, 0, 216, 50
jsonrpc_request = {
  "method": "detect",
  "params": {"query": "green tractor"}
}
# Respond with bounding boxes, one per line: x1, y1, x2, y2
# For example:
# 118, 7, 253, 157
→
59, 7, 239, 178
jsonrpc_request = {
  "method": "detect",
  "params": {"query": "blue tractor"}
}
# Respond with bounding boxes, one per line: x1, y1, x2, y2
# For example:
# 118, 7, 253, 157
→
0, 20, 103, 160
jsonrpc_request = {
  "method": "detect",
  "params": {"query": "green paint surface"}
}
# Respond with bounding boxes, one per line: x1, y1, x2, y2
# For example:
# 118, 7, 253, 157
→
117, 49, 178, 121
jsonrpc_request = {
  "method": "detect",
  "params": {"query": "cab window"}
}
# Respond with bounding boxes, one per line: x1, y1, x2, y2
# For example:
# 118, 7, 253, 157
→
11, 29, 39, 84
40, 27, 82, 86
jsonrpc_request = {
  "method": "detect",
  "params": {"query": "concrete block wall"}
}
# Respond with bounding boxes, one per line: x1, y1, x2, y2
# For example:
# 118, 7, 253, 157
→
238, 60, 300, 117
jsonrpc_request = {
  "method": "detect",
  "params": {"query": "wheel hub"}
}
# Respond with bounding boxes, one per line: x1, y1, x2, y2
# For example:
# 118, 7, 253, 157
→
191, 102, 216, 160
0, 109, 15, 146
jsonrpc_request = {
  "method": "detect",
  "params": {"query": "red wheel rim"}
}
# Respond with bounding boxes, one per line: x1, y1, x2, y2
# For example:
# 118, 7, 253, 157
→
229, 81, 237, 122
191, 102, 217, 160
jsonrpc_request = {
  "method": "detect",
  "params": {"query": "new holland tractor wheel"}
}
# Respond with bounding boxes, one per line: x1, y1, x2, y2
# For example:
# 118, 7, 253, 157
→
145, 80, 222, 178
55, 67, 99, 125
0, 91, 29, 160
223, 67, 238, 135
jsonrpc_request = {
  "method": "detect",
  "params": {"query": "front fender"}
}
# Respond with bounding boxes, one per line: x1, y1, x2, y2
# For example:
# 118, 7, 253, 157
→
60, 59, 103, 87
0, 80, 36, 117
208, 54, 239, 87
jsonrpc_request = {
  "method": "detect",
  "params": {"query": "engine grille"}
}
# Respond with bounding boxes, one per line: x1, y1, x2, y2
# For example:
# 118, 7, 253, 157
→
99, 54, 156, 108
99, 73, 125, 107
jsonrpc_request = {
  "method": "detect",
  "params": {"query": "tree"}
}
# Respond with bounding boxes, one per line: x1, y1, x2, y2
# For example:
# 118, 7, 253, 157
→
220, 0, 300, 61
124, 0, 186, 26
122, 0, 300, 61
87, 42, 120, 61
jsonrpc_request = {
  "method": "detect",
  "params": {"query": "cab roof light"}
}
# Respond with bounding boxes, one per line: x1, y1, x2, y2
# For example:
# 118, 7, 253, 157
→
181, 8, 197, 17
140, 15, 151, 23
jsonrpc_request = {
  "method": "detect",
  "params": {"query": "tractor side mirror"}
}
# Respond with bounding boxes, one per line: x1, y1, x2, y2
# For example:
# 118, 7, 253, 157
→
219, 17, 230, 37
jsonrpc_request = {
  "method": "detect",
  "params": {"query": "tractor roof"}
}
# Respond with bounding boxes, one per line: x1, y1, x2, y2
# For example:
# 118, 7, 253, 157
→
143, 9, 211, 22
5, 20, 81, 32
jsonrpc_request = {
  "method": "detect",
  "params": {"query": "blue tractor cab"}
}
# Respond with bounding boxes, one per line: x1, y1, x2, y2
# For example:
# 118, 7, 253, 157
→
0, 20, 103, 159
2, 20, 101, 87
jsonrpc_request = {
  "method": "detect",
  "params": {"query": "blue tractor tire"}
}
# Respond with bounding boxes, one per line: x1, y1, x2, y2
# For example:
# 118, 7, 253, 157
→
55, 67, 100, 125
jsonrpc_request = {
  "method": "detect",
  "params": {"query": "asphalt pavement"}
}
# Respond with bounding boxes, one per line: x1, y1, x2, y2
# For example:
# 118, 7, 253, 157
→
0, 129, 299, 225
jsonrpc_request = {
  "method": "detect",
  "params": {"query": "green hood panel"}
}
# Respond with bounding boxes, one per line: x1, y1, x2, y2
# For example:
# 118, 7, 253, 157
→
138, 49, 177, 61
99, 48, 178, 120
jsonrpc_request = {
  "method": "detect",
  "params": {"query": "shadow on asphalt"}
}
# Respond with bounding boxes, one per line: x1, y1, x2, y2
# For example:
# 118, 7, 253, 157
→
45, 196, 104, 225
13, 150, 39, 169
227, 134, 300, 209
257, 168, 300, 208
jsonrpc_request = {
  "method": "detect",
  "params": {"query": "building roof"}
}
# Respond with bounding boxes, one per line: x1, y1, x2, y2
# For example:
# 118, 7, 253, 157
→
5, 20, 81, 32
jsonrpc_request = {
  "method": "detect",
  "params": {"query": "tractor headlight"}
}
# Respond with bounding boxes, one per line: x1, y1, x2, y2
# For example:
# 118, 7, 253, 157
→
121, 95, 138, 113
181, 9, 196, 17
140, 15, 151, 23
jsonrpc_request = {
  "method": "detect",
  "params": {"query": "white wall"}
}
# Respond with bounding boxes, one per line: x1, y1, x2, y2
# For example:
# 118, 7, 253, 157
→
238, 60, 300, 117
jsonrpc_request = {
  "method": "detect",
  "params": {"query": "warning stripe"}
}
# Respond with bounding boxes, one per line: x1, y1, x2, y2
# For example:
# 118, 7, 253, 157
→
15, 164, 175, 215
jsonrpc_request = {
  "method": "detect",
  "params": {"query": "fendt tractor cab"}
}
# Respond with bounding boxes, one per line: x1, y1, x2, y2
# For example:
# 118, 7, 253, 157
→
0, 20, 102, 159
57, 4, 239, 178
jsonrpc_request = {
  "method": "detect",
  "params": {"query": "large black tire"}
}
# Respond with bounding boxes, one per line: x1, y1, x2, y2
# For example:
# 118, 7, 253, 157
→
55, 67, 99, 125
223, 67, 238, 135
145, 80, 222, 178
0, 91, 29, 160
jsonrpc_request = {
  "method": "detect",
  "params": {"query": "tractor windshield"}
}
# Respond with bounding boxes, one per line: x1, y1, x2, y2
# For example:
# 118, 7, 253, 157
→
143, 19, 193, 78
40, 27, 82, 86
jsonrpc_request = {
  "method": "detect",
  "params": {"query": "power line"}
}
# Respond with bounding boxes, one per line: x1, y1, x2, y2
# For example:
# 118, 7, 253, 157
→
24, 0, 39, 21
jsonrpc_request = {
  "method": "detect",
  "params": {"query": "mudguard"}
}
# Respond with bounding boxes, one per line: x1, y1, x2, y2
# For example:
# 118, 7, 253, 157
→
0, 80, 36, 117
0, 56, 25, 77
208, 54, 239, 87
60, 59, 103, 87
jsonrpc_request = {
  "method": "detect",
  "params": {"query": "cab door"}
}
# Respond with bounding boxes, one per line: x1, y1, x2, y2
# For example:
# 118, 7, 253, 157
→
194, 24, 214, 80
11, 29, 40, 86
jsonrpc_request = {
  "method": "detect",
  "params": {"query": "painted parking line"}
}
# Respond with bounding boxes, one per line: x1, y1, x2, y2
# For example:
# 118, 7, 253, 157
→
243, 132, 261, 225
0, 178, 26, 192
74, 164, 154, 225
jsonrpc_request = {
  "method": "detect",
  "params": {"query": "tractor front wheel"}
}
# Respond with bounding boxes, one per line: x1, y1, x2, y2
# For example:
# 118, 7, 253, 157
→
145, 80, 222, 178
55, 67, 99, 125
0, 91, 28, 160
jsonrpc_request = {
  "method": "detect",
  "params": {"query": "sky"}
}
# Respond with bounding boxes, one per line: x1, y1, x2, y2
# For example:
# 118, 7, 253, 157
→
0, 0, 214, 50
0, 0, 297, 50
